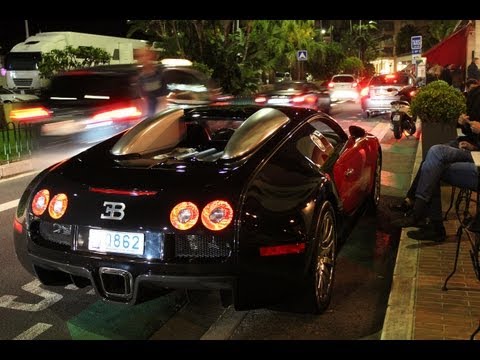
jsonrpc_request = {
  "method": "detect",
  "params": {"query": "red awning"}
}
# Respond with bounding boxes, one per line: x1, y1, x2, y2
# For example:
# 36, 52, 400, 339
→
423, 24, 472, 69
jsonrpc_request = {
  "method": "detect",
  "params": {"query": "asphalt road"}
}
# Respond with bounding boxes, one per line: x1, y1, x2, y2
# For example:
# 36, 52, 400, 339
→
0, 101, 405, 340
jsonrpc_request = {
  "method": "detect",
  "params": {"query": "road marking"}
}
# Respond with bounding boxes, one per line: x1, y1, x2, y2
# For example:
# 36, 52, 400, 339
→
13, 323, 52, 340
0, 279, 63, 312
0, 199, 19, 212
369, 122, 391, 143
0, 170, 39, 183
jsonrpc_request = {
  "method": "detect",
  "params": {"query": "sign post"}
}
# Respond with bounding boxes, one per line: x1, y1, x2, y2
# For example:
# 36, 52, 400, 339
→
296, 50, 308, 80
410, 35, 423, 81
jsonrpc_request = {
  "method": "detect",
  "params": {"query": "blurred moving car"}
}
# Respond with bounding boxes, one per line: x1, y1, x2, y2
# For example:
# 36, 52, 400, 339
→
274, 71, 292, 83
360, 72, 416, 118
0, 86, 39, 103
14, 105, 381, 313
254, 81, 331, 114
328, 74, 359, 102
9, 64, 219, 143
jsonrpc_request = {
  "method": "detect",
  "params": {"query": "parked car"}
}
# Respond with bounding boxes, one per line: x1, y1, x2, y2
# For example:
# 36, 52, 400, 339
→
254, 81, 331, 114
328, 74, 359, 102
274, 71, 292, 83
9, 64, 220, 143
14, 105, 381, 314
360, 72, 416, 118
0, 86, 39, 103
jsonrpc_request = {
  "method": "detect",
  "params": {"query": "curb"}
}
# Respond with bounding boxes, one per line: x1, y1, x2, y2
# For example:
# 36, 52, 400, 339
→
380, 130, 423, 340
200, 305, 247, 340
0, 159, 33, 179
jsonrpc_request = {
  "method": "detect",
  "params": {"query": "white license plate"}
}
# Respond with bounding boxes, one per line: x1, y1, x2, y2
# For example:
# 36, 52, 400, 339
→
393, 114, 401, 121
88, 229, 145, 255
268, 98, 289, 104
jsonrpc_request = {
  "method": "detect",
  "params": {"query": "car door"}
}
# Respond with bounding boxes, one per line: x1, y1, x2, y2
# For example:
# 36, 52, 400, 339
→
332, 134, 371, 215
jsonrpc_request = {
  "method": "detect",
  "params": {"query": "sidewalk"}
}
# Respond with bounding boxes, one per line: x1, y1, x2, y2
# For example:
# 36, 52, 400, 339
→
381, 136, 480, 340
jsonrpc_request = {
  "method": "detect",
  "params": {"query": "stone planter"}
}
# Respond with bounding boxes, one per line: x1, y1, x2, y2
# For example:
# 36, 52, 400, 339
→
421, 121, 458, 159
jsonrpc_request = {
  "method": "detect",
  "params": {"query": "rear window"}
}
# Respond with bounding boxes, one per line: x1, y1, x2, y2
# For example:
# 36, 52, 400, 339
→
370, 74, 410, 86
46, 73, 139, 100
332, 75, 355, 83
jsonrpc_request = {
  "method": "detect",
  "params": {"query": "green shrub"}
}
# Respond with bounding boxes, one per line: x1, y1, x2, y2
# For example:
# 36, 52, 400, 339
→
410, 80, 466, 124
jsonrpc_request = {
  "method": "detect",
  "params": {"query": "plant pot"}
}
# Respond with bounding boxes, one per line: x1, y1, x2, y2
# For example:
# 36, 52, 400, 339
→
421, 122, 458, 159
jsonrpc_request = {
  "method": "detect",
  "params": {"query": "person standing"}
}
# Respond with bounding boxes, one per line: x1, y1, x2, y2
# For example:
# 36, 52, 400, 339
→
137, 47, 168, 117
467, 57, 480, 81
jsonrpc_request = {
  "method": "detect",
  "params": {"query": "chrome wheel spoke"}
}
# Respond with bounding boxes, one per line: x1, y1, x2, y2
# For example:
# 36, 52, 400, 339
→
315, 211, 335, 301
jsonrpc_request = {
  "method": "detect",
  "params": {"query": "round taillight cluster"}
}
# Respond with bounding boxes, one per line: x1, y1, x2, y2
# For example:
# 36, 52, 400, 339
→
31, 189, 68, 219
170, 200, 233, 231
31, 189, 50, 216
170, 202, 200, 230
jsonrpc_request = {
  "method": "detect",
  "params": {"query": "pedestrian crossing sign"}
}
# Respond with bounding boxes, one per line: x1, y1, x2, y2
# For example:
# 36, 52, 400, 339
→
297, 50, 308, 61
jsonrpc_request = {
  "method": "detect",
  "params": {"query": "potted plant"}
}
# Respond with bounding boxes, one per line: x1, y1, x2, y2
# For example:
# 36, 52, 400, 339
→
410, 80, 466, 158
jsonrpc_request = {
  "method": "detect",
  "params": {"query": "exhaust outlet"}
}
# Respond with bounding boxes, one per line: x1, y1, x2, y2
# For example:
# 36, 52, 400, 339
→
99, 267, 133, 299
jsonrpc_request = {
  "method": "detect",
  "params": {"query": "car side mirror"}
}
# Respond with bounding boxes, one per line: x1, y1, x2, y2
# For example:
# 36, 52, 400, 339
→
349, 125, 366, 139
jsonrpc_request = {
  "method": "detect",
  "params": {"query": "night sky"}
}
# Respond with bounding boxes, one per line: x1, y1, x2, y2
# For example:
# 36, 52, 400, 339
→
0, 19, 134, 54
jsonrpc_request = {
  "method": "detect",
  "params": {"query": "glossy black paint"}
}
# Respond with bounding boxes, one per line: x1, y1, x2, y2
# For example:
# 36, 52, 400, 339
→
14, 105, 378, 310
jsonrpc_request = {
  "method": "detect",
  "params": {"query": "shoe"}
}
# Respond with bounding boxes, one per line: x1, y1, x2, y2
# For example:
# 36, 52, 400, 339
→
407, 223, 446, 243
389, 198, 414, 213
391, 215, 427, 228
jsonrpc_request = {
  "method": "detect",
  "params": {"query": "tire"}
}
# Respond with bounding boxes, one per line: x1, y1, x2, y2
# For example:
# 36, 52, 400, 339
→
367, 152, 382, 214
363, 111, 370, 119
301, 201, 337, 314
405, 117, 417, 136
393, 122, 402, 139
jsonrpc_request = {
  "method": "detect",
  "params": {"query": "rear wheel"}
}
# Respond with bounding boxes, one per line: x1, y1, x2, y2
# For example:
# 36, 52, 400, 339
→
367, 152, 382, 214
301, 201, 337, 314
404, 116, 417, 136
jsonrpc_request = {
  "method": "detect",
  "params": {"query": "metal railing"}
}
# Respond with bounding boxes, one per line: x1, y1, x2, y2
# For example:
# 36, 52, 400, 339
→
0, 121, 37, 164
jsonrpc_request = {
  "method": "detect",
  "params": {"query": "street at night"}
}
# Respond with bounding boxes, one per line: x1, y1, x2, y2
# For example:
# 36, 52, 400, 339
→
0, 101, 415, 339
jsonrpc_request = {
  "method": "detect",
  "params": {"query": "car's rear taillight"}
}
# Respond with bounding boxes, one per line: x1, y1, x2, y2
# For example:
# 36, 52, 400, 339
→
352, 82, 358, 88
255, 96, 267, 103
201, 200, 233, 231
10, 107, 50, 122
92, 105, 143, 122
328, 82, 334, 88
31, 189, 50, 216
170, 202, 199, 230
360, 87, 369, 97
292, 95, 317, 104
48, 193, 68, 220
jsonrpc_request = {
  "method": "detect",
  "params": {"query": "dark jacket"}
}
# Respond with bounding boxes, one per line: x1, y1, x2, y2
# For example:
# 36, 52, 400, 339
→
440, 68, 452, 85
459, 85, 480, 148
467, 62, 480, 81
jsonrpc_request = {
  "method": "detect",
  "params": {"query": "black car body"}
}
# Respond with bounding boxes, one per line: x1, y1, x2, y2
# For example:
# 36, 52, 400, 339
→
10, 64, 219, 144
255, 81, 331, 114
14, 105, 381, 313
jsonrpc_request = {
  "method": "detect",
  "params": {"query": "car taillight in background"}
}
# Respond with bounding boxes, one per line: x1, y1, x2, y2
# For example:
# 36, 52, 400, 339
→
352, 82, 358, 88
92, 105, 143, 122
292, 95, 317, 104
328, 82, 334, 88
9, 107, 51, 122
254, 96, 267, 103
360, 87, 370, 97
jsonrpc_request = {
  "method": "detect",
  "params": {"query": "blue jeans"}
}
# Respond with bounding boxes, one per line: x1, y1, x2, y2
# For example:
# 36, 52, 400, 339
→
147, 96, 158, 117
415, 144, 477, 221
